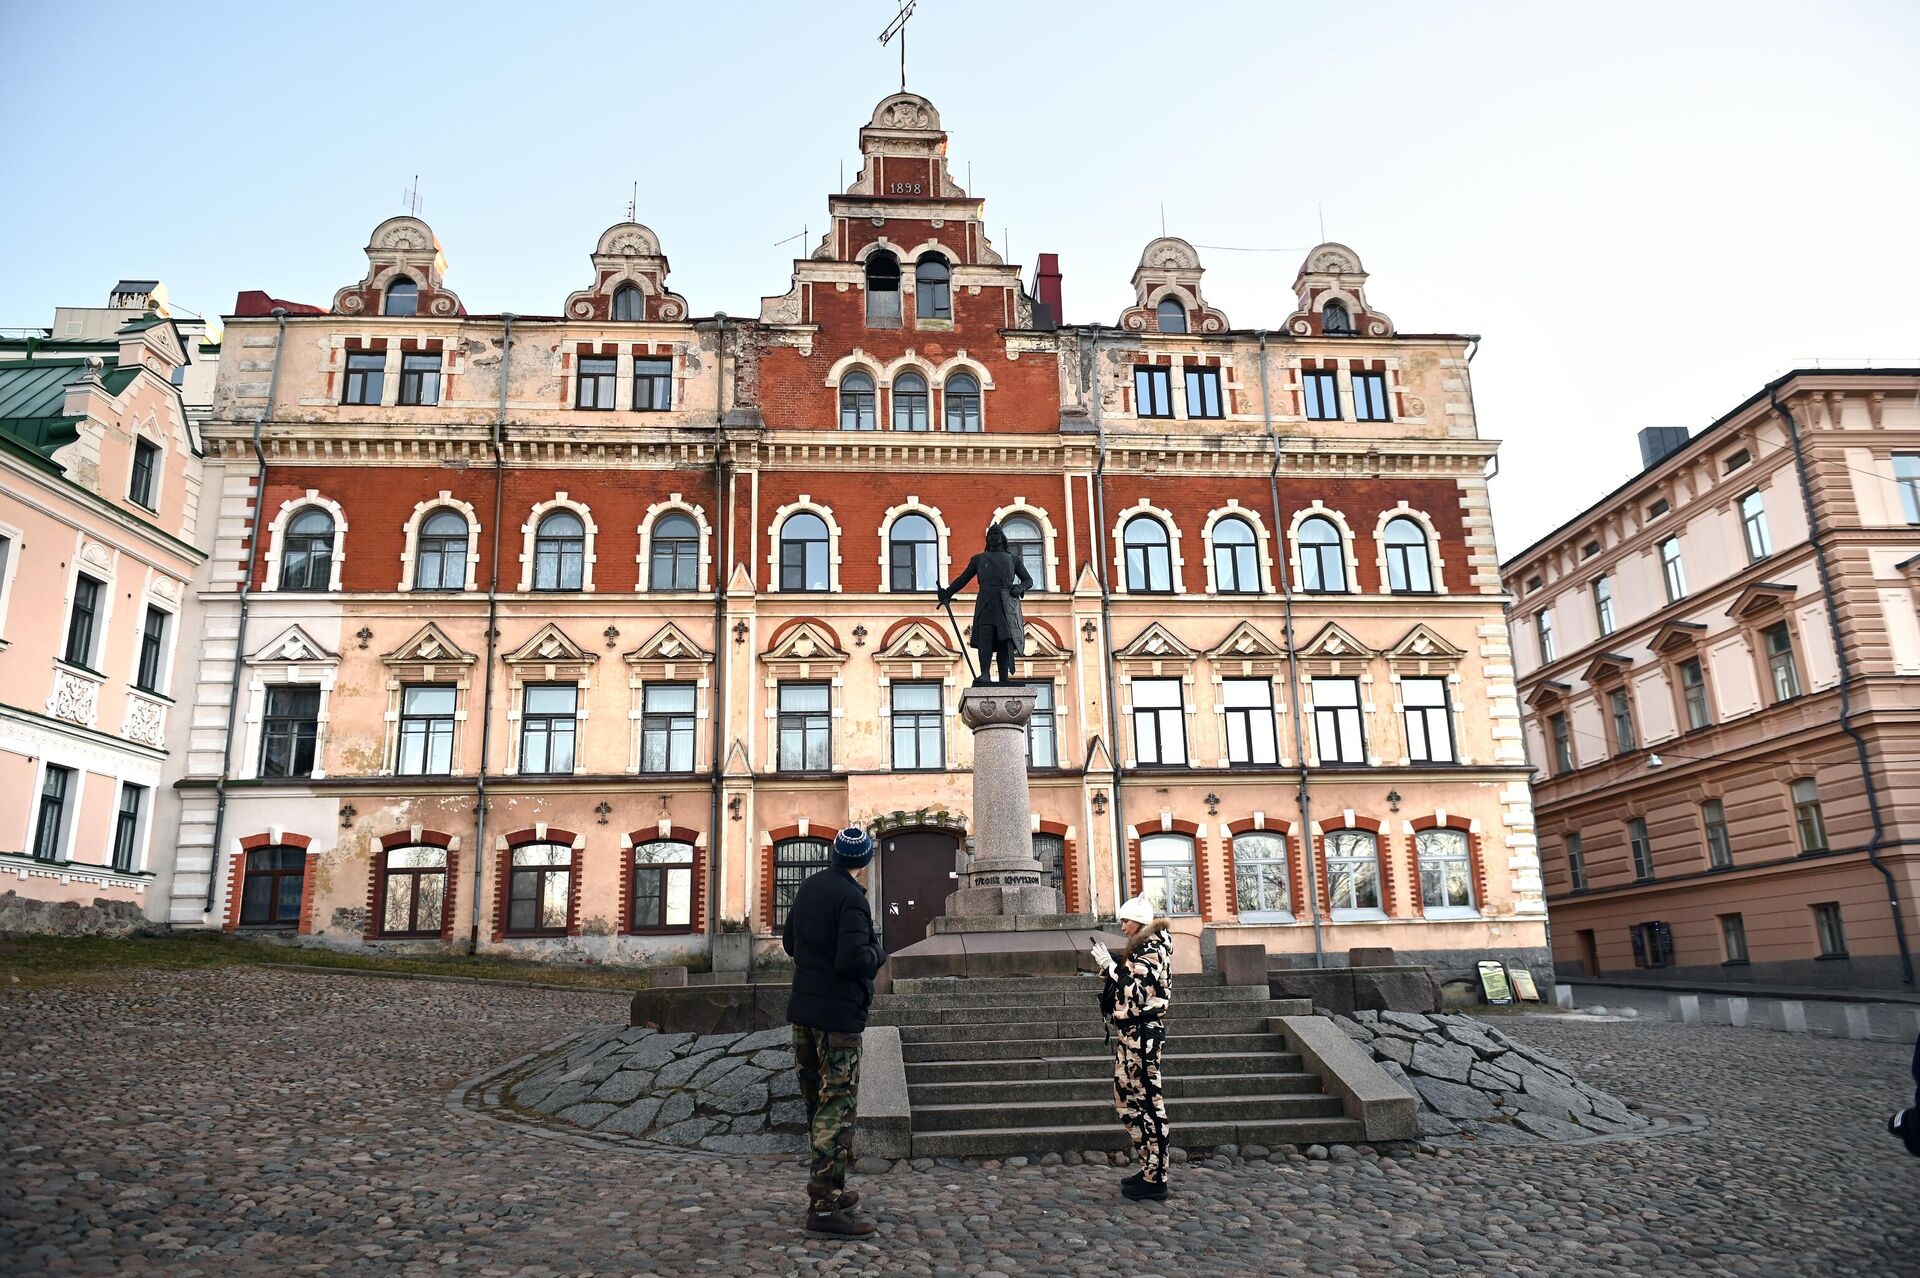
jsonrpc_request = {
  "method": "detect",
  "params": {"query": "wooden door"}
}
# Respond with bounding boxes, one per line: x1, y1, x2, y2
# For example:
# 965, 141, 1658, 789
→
881, 830, 957, 953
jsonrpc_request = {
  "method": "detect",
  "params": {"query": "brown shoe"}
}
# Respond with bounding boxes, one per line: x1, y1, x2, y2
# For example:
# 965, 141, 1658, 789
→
828, 1189, 860, 1210
804, 1207, 878, 1237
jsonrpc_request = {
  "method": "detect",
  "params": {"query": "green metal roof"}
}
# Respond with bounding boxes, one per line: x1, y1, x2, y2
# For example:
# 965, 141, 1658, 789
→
0, 357, 137, 465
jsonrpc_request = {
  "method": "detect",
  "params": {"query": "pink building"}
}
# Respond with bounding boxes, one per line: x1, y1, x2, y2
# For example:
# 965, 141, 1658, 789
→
0, 314, 205, 930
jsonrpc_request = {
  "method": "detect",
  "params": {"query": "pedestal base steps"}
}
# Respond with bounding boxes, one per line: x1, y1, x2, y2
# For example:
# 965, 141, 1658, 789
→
870, 973, 1417, 1158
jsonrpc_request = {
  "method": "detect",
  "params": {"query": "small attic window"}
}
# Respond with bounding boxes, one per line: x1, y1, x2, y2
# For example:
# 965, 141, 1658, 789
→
612, 283, 643, 322
383, 276, 418, 317
1648, 498, 1671, 519
1322, 300, 1353, 335
1581, 540, 1601, 559
1723, 448, 1752, 474
1155, 298, 1188, 334
865, 250, 901, 326
1525, 575, 1543, 594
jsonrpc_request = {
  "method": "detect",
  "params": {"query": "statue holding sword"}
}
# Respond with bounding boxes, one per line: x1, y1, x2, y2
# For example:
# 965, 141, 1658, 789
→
936, 524, 1033, 686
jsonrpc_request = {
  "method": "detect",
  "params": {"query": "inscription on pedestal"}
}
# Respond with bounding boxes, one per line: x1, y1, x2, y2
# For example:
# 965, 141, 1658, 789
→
971, 873, 1041, 886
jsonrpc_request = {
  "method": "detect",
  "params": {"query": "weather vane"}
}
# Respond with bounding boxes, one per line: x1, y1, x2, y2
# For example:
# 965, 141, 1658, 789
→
879, 0, 917, 93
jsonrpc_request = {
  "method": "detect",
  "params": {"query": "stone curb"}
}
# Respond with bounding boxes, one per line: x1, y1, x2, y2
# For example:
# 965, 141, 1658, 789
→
239, 961, 645, 998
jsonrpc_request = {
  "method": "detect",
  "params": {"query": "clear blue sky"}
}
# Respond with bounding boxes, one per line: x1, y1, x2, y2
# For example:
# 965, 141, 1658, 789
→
4, 1, 1916, 551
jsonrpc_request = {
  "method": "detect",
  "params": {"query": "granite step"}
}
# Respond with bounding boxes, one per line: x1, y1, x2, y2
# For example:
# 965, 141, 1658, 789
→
908, 1116, 1368, 1159
886, 973, 1240, 999
904, 1050, 1307, 1085
908, 1070, 1326, 1106
874, 997, 1308, 1026
902, 1031, 1288, 1064
912, 1091, 1345, 1133
896, 1015, 1277, 1045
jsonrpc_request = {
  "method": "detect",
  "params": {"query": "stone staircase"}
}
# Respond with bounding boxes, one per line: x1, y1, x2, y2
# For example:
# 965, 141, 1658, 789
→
870, 972, 1373, 1158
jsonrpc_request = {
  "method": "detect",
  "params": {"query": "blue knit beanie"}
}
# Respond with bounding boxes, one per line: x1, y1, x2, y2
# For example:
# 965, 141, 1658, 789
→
832, 826, 875, 868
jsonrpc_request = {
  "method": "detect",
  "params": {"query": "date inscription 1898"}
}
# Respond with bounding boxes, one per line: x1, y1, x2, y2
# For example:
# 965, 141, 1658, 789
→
888, 181, 923, 195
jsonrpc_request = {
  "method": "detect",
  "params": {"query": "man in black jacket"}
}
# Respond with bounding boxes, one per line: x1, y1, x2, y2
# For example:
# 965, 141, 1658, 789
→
783, 825, 887, 1237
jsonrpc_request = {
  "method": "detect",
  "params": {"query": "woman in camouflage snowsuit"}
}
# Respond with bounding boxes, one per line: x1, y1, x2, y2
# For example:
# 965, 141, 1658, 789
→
1093, 894, 1173, 1199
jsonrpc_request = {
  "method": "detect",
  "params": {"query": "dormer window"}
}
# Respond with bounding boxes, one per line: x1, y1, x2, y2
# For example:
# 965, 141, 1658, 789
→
384, 276, 418, 317
865, 252, 902, 326
915, 253, 951, 321
1155, 298, 1187, 334
1322, 300, 1352, 335
612, 284, 643, 322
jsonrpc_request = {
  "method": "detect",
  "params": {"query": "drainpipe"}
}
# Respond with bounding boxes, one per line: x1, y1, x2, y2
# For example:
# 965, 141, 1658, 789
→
707, 314, 730, 940
1087, 333, 1126, 916
205, 308, 286, 912
467, 314, 513, 951
1771, 383, 1914, 986
1257, 330, 1324, 966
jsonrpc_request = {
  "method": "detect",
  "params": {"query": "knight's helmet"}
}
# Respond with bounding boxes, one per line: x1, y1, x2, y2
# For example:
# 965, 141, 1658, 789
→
985, 523, 1009, 553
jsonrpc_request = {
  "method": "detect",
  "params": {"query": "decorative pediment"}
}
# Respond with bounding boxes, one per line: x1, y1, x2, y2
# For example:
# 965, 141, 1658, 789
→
763, 618, 848, 669
1298, 622, 1376, 661
874, 618, 959, 666
503, 623, 597, 668
625, 622, 712, 667
1525, 679, 1572, 709
723, 737, 754, 778
1384, 624, 1466, 670
331, 215, 465, 318
1649, 621, 1708, 654
1283, 240, 1395, 338
1581, 652, 1635, 684
1728, 581, 1796, 620
1118, 237, 1231, 334
1083, 734, 1116, 775
251, 624, 337, 666
382, 622, 475, 668
562, 221, 690, 322
1115, 622, 1197, 663
1209, 620, 1286, 662
1021, 620, 1071, 662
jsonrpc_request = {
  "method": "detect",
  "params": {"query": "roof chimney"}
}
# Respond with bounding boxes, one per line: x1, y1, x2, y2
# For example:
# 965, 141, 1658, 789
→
1030, 253, 1063, 330
1638, 426, 1690, 470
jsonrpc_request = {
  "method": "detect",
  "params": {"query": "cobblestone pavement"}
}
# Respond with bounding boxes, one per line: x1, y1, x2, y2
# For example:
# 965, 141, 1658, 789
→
3, 968, 1915, 1277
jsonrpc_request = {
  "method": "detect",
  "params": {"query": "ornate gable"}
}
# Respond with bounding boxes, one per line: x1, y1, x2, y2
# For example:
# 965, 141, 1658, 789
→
1525, 679, 1572, 710
762, 619, 848, 679
1118, 237, 1231, 333
1581, 652, 1636, 684
624, 622, 712, 684
873, 618, 959, 669
562, 222, 690, 322
332, 216, 465, 318
382, 622, 475, 669
1385, 624, 1466, 674
1650, 621, 1708, 654
1115, 622, 1198, 663
251, 624, 337, 666
1729, 581, 1797, 620
1297, 621, 1377, 677
503, 623, 597, 679
1021, 620, 1071, 662
1207, 621, 1287, 675
1283, 241, 1394, 338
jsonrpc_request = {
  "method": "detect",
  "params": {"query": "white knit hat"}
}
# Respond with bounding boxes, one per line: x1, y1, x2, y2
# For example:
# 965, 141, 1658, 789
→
1117, 894, 1156, 926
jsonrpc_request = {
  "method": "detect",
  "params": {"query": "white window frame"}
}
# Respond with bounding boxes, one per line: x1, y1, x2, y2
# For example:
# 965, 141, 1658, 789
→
400, 492, 482, 592
766, 496, 843, 593
1325, 827, 1385, 920
877, 499, 953, 594
988, 500, 1060, 593
1220, 677, 1278, 766
1111, 499, 1188, 595
1202, 503, 1276, 596
1415, 826, 1477, 918
636, 496, 713, 594
1129, 677, 1188, 766
1288, 503, 1359, 595
1309, 676, 1366, 766
519, 494, 598, 593
1401, 676, 1455, 764
0, 519, 22, 646
1374, 503, 1447, 595
263, 491, 347, 594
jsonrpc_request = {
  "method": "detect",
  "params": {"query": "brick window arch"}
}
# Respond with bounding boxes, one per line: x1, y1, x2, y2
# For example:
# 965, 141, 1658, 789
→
1406, 813, 1487, 920
1311, 812, 1391, 920
223, 831, 314, 931
620, 824, 708, 934
368, 829, 458, 939
493, 826, 583, 941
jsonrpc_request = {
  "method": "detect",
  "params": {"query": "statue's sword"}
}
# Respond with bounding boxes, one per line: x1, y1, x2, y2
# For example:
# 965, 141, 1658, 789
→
938, 594, 980, 683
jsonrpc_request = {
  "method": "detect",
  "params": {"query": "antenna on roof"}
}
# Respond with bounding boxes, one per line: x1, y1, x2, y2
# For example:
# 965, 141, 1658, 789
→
1318, 203, 1326, 242
1160, 202, 1166, 237
403, 175, 423, 217
879, 0, 917, 93
774, 225, 810, 254
626, 181, 637, 222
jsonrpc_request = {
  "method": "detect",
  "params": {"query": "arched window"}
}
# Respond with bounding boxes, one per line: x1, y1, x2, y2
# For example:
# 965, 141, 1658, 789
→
1155, 297, 1188, 334
383, 276, 418, 317
1212, 516, 1259, 594
533, 509, 586, 592
1417, 828, 1475, 914
505, 843, 572, 936
1298, 516, 1346, 593
239, 845, 305, 926
840, 371, 877, 431
916, 253, 951, 320
1123, 515, 1173, 593
945, 371, 982, 432
1139, 833, 1197, 916
1233, 831, 1290, 917
865, 250, 901, 325
379, 845, 448, 936
889, 513, 938, 591
1384, 517, 1433, 593
649, 512, 699, 591
779, 511, 830, 591
611, 283, 643, 322
279, 507, 335, 591
892, 371, 930, 431
414, 508, 469, 591
773, 836, 833, 927
1322, 300, 1352, 335
631, 839, 695, 931
1326, 829, 1380, 914
1002, 514, 1044, 590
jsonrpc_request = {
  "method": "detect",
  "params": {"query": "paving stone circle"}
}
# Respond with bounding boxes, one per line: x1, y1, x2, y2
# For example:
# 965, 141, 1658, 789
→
508, 1023, 806, 1154
1331, 1009, 1654, 1142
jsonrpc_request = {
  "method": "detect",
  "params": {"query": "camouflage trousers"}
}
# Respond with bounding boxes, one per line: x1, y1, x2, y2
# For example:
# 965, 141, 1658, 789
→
792, 1025, 863, 1207
1113, 1019, 1169, 1181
